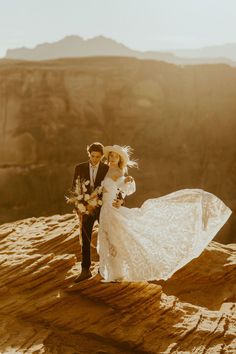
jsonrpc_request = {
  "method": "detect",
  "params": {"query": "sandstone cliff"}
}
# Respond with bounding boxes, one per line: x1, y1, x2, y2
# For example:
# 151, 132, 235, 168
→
0, 213, 235, 353
0, 57, 235, 242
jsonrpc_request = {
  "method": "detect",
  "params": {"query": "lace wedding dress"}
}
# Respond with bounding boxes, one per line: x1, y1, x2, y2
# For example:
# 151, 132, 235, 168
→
97, 176, 232, 282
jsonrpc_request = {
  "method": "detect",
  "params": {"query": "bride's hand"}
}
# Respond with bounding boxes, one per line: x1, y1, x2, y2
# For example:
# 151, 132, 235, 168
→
112, 199, 123, 208
124, 176, 134, 184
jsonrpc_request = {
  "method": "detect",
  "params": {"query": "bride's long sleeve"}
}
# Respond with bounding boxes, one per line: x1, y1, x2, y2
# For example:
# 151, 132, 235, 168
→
117, 177, 136, 197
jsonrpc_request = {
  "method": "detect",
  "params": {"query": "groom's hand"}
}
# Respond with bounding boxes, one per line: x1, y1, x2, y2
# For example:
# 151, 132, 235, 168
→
112, 199, 123, 208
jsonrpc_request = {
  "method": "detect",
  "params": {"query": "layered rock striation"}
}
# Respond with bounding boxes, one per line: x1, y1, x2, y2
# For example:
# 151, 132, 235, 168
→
0, 214, 235, 353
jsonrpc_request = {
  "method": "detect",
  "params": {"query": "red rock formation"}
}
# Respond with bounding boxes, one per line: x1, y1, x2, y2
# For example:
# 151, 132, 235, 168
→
0, 214, 235, 353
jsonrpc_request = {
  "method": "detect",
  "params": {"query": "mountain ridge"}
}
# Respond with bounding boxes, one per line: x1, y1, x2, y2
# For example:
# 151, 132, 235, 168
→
5, 34, 236, 66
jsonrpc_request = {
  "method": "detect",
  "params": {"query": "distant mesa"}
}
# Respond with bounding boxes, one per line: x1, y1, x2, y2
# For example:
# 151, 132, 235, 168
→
4, 35, 236, 66
5, 35, 136, 61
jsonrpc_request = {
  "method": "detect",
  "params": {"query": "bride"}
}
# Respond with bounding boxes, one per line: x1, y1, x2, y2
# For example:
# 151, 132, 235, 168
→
97, 145, 232, 282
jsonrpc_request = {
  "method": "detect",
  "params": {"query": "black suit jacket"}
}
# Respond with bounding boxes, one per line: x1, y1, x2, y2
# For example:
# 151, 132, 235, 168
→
72, 161, 109, 194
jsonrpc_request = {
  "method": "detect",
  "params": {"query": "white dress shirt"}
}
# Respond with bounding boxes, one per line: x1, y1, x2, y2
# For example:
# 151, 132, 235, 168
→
89, 162, 99, 189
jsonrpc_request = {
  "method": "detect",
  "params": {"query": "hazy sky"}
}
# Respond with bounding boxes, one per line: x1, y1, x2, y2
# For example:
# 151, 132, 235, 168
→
1, 0, 236, 57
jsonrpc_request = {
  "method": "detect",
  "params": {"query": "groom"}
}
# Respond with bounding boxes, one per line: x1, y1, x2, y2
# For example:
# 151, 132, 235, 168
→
72, 142, 122, 282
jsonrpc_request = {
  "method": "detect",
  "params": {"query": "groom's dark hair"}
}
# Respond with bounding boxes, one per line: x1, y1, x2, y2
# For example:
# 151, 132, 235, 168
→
87, 142, 104, 155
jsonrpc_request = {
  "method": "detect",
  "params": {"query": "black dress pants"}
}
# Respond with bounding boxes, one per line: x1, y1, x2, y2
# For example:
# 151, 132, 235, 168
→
81, 209, 100, 269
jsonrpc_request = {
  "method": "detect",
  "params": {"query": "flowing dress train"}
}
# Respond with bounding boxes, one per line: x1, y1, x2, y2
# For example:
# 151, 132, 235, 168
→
97, 177, 232, 282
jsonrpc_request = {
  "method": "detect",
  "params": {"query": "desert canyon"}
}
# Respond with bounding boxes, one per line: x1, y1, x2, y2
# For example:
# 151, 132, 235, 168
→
0, 57, 235, 243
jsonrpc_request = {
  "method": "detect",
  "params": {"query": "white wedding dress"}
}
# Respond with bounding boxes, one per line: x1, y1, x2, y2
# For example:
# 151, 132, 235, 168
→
97, 176, 232, 282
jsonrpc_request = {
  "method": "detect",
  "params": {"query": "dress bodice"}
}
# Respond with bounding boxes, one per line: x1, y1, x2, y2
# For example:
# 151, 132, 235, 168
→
102, 176, 136, 205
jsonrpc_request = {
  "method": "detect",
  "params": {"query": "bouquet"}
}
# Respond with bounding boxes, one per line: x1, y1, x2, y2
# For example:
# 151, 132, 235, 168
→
65, 177, 103, 216
65, 177, 103, 247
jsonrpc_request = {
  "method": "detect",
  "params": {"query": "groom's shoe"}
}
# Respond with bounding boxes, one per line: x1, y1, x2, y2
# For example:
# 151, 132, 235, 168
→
74, 268, 92, 283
